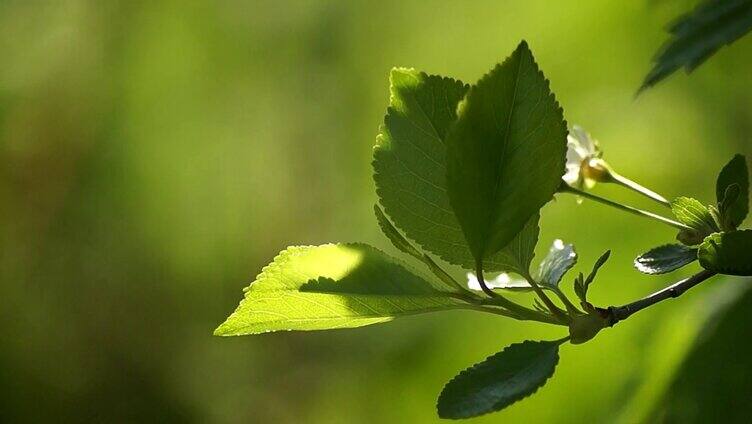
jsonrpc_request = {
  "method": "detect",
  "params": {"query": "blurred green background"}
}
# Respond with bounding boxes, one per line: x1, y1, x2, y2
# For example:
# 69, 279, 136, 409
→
2, 1, 751, 422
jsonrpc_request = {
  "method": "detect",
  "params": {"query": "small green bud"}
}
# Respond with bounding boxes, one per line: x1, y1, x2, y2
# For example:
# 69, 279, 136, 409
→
677, 228, 705, 246
568, 311, 609, 344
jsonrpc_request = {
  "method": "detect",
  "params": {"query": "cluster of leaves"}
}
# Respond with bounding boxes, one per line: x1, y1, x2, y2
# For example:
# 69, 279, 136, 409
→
635, 154, 751, 276
216, 39, 752, 420
641, 0, 752, 91
217, 41, 615, 418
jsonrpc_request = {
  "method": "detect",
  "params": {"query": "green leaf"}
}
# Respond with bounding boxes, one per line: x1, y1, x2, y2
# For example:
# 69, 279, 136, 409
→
437, 339, 562, 419
698, 230, 752, 276
374, 204, 424, 260
372, 68, 470, 267
445, 41, 567, 264
574, 250, 610, 303
634, 244, 698, 275
640, 0, 752, 92
716, 154, 749, 228
672, 197, 720, 245
537, 240, 577, 288
373, 68, 540, 274
214, 243, 465, 336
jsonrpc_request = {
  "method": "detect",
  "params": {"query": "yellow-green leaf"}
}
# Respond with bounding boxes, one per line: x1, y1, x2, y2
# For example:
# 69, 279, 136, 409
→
215, 244, 464, 336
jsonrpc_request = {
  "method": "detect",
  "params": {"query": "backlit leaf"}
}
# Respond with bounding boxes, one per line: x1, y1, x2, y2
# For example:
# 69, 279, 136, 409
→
446, 41, 567, 264
372, 69, 470, 266
215, 244, 465, 336
672, 197, 720, 245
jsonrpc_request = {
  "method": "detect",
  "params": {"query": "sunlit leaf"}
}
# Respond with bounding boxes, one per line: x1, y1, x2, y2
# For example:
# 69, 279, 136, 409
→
437, 339, 563, 419
672, 197, 720, 245
634, 244, 698, 275
446, 41, 567, 264
372, 69, 470, 266
215, 244, 465, 336
698, 230, 752, 276
640, 0, 752, 91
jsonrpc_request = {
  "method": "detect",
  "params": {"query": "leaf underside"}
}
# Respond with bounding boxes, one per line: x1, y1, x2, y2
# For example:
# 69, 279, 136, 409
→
214, 243, 463, 336
698, 230, 752, 276
640, 0, 752, 91
446, 41, 567, 264
437, 340, 561, 419
634, 244, 698, 275
373, 67, 541, 274
537, 241, 577, 287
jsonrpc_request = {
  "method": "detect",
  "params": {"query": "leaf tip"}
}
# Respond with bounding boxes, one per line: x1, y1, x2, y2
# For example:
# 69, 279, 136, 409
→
213, 321, 233, 337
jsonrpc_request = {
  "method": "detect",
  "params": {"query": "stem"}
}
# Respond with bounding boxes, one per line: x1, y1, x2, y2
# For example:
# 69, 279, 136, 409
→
478, 300, 566, 326
522, 273, 570, 322
606, 270, 717, 325
560, 184, 691, 231
475, 263, 566, 324
468, 305, 562, 325
609, 172, 670, 208
475, 262, 499, 299
552, 287, 582, 315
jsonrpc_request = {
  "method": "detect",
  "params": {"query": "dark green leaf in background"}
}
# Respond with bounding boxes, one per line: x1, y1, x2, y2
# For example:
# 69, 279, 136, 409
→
716, 154, 749, 229
634, 244, 698, 275
698, 230, 752, 276
446, 41, 567, 264
640, 0, 752, 91
645, 283, 752, 423
437, 339, 563, 419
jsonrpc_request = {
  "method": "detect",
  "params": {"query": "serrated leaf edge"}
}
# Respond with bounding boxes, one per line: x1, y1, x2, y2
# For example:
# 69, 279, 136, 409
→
436, 339, 561, 419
